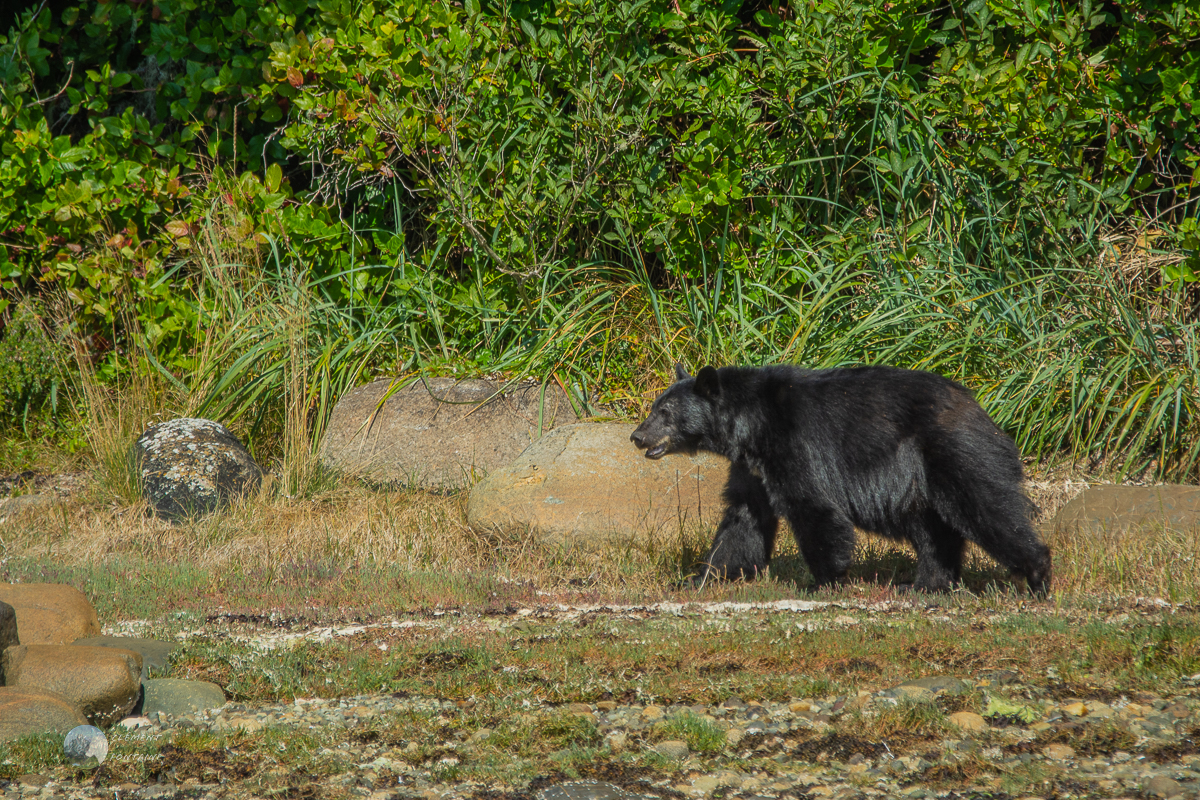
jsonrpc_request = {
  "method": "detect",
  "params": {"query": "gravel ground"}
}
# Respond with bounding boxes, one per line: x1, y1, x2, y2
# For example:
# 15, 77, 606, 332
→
5, 678, 1198, 800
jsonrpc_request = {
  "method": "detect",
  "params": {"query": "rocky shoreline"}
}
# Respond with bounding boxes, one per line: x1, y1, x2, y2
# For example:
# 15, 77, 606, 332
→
4, 675, 1197, 800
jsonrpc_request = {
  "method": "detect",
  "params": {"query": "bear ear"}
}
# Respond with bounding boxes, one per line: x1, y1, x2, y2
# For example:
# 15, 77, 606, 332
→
674, 362, 691, 382
695, 366, 720, 399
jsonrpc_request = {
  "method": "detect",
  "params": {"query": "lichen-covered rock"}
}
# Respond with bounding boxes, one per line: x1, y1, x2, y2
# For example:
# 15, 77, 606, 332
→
320, 377, 587, 490
133, 418, 263, 520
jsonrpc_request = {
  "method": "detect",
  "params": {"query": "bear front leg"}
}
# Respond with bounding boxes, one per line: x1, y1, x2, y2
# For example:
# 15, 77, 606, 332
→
788, 503, 856, 589
694, 462, 779, 584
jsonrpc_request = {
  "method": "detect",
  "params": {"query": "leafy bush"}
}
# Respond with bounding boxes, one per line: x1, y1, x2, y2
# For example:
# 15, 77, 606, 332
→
0, 300, 65, 428
0, 0, 1197, 477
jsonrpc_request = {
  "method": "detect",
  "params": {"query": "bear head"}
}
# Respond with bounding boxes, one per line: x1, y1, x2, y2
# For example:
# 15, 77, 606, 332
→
630, 363, 721, 459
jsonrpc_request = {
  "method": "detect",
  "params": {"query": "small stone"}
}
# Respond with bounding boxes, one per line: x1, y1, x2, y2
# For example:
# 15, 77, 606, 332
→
603, 731, 627, 752
948, 712, 988, 732
596, 701, 617, 712
654, 739, 689, 760
1164, 702, 1191, 719
898, 676, 970, 695
536, 780, 638, 800
1042, 744, 1075, 760
790, 700, 815, 713
1145, 775, 1183, 798
641, 705, 664, 721
118, 716, 152, 730
690, 776, 722, 794
1060, 702, 1087, 716
726, 727, 745, 746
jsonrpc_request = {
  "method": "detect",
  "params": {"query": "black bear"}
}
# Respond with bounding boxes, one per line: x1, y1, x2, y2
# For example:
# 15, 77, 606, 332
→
630, 364, 1051, 595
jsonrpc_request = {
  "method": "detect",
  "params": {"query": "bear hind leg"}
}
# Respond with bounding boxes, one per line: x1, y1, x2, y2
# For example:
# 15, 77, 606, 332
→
909, 512, 965, 592
935, 487, 1052, 596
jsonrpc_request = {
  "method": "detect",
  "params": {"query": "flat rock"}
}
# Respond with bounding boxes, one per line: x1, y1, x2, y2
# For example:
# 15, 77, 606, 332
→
1050, 484, 1200, 534
467, 423, 729, 547
2, 644, 142, 726
0, 583, 100, 645
0, 686, 87, 741
880, 676, 970, 701
320, 377, 586, 490
73, 636, 180, 681
1042, 743, 1075, 760
947, 711, 988, 732
142, 678, 226, 717
537, 781, 646, 800
653, 739, 689, 760
133, 418, 263, 520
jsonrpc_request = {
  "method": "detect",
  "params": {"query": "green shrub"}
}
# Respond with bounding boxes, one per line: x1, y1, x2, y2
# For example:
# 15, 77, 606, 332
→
0, 300, 65, 428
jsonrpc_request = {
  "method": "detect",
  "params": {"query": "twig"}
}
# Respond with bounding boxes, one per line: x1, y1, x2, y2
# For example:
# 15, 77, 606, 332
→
33, 60, 75, 106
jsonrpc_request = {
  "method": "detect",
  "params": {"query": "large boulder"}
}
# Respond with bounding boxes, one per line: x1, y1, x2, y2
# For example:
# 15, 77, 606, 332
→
0, 583, 100, 645
0, 687, 88, 741
467, 423, 729, 547
133, 418, 263, 520
320, 377, 586, 490
1050, 484, 1200, 534
2, 644, 143, 726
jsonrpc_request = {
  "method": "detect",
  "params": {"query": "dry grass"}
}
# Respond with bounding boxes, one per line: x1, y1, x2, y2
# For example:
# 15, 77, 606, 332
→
3, 469, 1198, 612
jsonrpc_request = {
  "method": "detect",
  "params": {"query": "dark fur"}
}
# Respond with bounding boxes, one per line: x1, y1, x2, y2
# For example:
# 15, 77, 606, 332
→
630, 364, 1051, 594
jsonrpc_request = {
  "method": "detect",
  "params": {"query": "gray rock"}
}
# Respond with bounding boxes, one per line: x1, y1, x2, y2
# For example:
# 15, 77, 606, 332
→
883, 676, 970, 698
1051, 484, 1200, 534
73, 636, 180, 681
1144, 775, 1183, 797
133, 418, 263, 520
0, 687, 88, 741
653, 739, 690, 760
467, 423, 729, 547
141, 678, 225, 717
0, 494, 56, 521
319, 377, 587, 490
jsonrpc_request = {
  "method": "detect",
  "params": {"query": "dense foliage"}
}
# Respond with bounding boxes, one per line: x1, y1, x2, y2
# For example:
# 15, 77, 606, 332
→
1, 0, 1198, 476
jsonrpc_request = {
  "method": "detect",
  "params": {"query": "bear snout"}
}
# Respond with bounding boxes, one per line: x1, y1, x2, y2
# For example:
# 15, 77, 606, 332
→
630, 426, 670, 459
